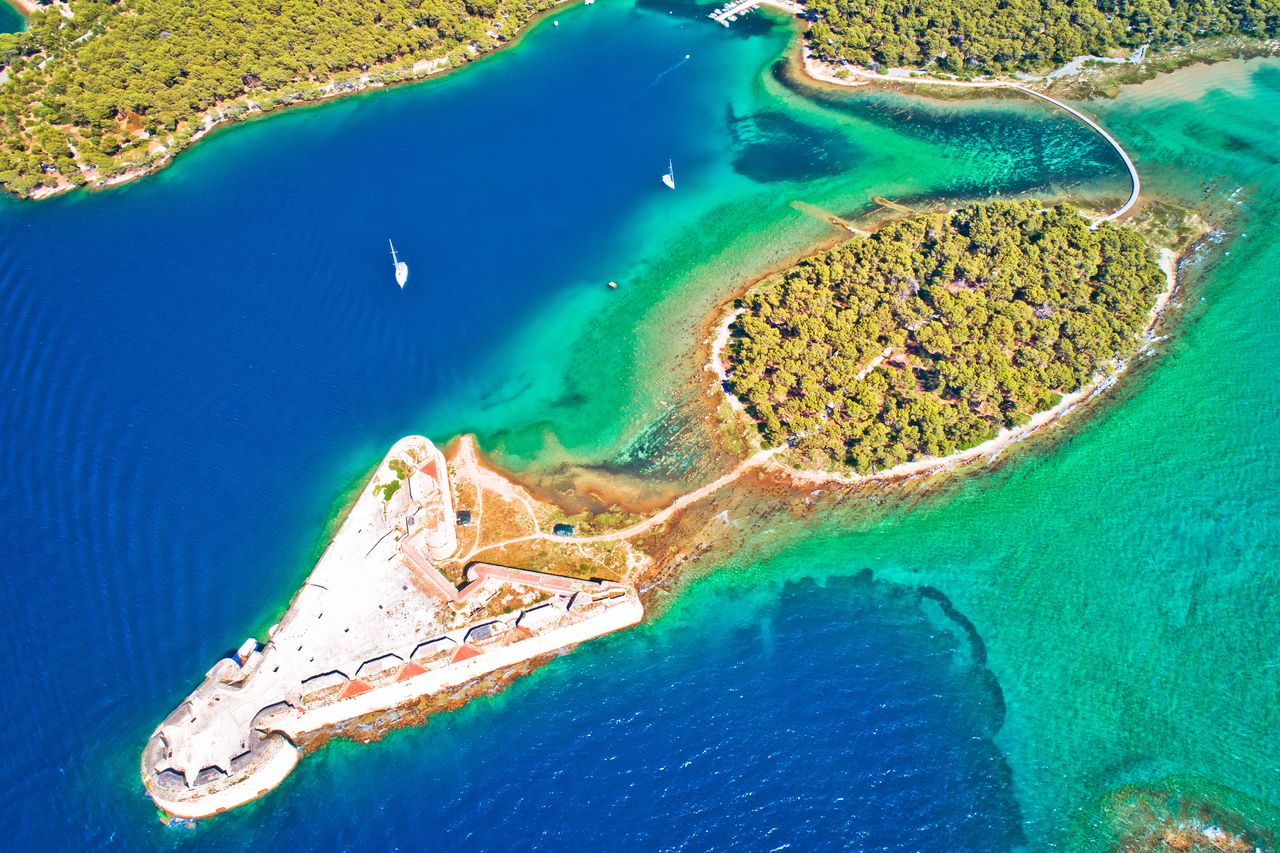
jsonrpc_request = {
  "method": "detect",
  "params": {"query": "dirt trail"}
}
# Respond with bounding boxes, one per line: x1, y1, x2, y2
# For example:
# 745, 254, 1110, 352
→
454, 437, 544, 561
471, 447, 782, 554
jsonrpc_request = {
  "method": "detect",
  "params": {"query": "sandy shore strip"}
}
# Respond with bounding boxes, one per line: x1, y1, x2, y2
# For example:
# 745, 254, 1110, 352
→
708, 307, 745, 413
797, 42, 1137, 90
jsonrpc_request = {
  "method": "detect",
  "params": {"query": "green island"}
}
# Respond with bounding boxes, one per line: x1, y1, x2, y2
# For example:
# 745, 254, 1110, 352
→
2, 0, 1278, 196
725, 200, 1168, 473
804, 0, 1280, 74
0, 0, 1267, 845
0, 0, 558, 195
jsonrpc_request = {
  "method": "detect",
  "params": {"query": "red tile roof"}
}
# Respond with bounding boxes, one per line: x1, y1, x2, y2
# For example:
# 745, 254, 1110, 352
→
338, 679, 373, 700
451, 644, 483, 664
397, 661, 428, 682
473, 563, 578, 592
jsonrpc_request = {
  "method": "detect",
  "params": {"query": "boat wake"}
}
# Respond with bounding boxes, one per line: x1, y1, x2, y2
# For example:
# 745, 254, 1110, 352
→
642, 54, 691, 93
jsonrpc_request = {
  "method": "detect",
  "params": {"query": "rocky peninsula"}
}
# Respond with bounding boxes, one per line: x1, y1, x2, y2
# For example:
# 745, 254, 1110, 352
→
142, 435, 643, 819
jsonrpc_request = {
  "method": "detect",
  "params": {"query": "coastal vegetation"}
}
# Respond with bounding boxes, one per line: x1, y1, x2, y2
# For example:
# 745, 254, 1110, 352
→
804, 0, 1280, 75
0, 0, 558, 195
725, 200, 1166, 473
1, 0, 1275, 196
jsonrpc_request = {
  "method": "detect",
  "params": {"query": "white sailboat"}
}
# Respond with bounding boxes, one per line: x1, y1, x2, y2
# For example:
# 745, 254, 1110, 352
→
389, 239, 408, 288
661, 159, 675, 189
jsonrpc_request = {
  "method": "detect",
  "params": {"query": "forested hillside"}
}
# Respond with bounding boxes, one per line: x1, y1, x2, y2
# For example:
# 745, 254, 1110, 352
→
1, 0, 1274, 197
725, 201, 1166, 474
804, 0, 1280, 74
0, 0, 558, 194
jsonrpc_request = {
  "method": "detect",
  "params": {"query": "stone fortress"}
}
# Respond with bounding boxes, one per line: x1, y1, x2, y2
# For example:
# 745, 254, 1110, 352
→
142, 436, 643, 819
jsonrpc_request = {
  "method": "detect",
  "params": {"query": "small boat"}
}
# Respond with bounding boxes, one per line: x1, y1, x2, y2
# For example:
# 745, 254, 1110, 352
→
389, 239, 408, 289
661, 158, 675, 189
608, 281, 618, 289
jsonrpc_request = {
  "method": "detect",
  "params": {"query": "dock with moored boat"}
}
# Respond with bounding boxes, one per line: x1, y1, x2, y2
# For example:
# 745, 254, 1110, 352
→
708, 0, 804, 26
708, 0, 760, 26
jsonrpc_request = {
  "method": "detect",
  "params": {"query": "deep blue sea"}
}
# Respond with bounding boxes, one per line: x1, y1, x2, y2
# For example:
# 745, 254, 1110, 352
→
3, 1, 1236, 849
216, 574, 1022, 850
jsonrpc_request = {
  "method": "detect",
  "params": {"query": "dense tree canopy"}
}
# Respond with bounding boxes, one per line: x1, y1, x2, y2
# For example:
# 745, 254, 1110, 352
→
0, 0, 557, 194
804, 0, 1280, 74
0, 0, 1275, 195
726, 201, 1165, 473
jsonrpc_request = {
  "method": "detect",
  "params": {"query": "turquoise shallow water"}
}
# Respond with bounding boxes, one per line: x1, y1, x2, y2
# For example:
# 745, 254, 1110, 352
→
697, 57, 1280, 847
0, 3, 22, 34
0, 2, 1273, 849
